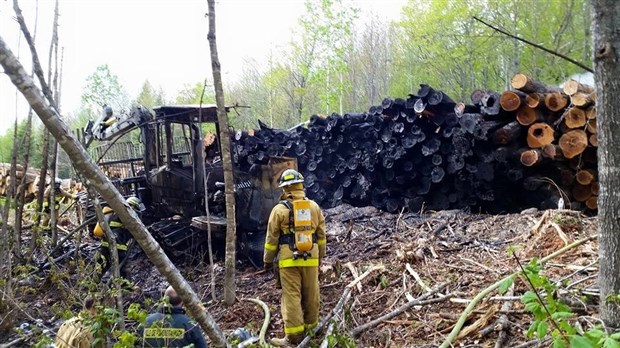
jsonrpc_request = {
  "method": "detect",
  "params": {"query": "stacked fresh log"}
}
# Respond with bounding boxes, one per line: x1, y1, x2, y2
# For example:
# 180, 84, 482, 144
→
0, 163, 41, 198
501, 74, 598, 211
0, 164, 82, 201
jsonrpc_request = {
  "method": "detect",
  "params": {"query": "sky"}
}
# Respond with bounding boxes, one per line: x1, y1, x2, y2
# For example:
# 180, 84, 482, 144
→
0, 0, 407, 136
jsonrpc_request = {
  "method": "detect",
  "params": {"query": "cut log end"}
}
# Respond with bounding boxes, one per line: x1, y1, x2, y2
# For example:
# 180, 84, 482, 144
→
511, 74, 530, 91
585, 196, 598, 210
500, 91, 523, 112
559, 129, 588, 159
520, 149, 542, 167
545, 92, 569, 112
562, 79, 594, 96
575, 169, 595, 185
571, 92, 596, 107
565, 107, 587, 129
525, 93, 543, 109
589, 133, 598, 147
516, 106, 540, 126
527, 123, 555, 148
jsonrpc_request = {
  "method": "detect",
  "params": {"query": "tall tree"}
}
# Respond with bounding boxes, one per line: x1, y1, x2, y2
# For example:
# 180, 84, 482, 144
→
80, 64, 130, 117
592, 0, 620, 330
283, 0, 358, 121
135, 79, 165, 110
207, 0, 237, 307
0, 34, 229, 348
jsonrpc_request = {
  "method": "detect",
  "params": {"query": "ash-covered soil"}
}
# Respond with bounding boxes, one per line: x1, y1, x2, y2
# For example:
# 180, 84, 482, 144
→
1, 205, 598, 347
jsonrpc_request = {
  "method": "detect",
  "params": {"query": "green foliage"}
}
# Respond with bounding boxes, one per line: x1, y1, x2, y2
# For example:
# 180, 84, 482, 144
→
498, 274, 515, 295
393, 0, 591, 101
326, 327, 356, 348
81, 64, 131, 116
520, 258, 620, 347
175, 82, 215, 105
135, 80, 166, 110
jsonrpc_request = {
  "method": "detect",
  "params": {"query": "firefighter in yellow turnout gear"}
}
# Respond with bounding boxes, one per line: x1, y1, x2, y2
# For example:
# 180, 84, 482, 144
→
41, 178, 77, 231
264, 169, 327, 346
94, 196, 145, 279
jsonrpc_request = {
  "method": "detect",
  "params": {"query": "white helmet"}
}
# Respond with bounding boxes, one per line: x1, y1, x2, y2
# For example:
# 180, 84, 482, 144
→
126, 196, 146, 212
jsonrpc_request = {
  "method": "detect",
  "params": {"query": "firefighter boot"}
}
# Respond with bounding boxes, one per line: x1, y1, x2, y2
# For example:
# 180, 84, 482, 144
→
271, 334, 302, 347
270, 337, 289, 347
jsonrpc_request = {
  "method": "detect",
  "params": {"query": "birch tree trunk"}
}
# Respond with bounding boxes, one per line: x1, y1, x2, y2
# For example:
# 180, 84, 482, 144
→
592, 0, 620, 330
0, 35, 228, 347
207, 0, 237, 307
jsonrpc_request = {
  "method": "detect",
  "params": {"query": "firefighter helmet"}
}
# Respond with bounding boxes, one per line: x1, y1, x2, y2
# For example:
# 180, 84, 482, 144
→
126, 196, 146, 212
278, 169, 304, 187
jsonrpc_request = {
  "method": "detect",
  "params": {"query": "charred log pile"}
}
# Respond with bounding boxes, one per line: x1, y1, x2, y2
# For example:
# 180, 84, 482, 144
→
231, 74, 597, 214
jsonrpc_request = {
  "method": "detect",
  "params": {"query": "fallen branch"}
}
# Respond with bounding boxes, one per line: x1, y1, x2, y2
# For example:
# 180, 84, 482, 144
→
296, 287, 352, 348
351, 282, 450, 337
457, 304, 498, 340
494, 284, 515, 348
319, 322, 335, 348
438, 235, 596, 348
346, 264, 385, 290
244, 298, 270, 347
406, 263, 432, 292
345, 262, 363, 292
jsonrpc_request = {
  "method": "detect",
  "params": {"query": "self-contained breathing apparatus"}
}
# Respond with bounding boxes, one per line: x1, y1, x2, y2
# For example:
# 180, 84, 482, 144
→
279, 199, 316, 260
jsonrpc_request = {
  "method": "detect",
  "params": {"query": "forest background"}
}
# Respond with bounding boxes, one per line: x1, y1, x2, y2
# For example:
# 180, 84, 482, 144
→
0, 0, 593, 178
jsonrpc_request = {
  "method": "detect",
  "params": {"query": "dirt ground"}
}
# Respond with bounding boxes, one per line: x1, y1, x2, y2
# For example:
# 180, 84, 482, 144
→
1, 205, 599, 347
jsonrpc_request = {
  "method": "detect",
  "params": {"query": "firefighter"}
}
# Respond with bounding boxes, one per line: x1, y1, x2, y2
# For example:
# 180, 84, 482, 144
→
55, 296, 96, 348
41, 178, 77, 231
141, 285, 208, 348
263, 169, 327, 346
94, 196, 145, 279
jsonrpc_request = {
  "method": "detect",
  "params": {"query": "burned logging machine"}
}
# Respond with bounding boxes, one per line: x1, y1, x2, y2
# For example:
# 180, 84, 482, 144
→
80, 105, 295, 267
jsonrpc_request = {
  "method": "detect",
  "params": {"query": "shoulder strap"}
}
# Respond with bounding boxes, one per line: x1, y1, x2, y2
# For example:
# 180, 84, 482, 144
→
279, 200, 293, 210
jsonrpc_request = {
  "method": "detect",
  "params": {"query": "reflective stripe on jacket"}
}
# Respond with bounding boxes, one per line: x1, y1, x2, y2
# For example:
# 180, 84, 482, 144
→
141, 306, 208, 348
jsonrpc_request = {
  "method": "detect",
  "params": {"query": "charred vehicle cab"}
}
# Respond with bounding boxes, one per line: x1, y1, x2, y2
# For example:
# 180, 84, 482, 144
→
79, 104, 296, 267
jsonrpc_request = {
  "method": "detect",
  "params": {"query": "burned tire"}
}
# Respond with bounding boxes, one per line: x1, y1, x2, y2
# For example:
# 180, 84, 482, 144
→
239, 231, 265, 269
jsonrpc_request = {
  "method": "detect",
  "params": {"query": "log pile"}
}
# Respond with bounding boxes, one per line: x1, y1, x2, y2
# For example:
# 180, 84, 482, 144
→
232, 74, 598, 214
0, 163, 42, 198
0, 164, 82, 200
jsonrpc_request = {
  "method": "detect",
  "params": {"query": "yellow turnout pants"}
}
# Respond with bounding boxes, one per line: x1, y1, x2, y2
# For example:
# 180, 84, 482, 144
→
279, 266, 319, 343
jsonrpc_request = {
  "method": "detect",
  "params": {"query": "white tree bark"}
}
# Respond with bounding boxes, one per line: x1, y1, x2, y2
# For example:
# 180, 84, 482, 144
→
207, 0, 237, 307
0, 34, 228, 347
592, 0, 620, 330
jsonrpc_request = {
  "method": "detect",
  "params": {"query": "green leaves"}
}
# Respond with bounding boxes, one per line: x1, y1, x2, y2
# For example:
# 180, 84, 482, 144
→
498, 274, 515, 295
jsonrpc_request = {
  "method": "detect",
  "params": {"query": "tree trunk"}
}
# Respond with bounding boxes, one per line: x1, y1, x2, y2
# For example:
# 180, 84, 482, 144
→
31, 129, 49, 258
49, 140, 58, 246
0, 116, 19, 287
0, 34, 228, 347
207, 0, 237, 307
593, 0, 620, 330
14, 108, 34, 260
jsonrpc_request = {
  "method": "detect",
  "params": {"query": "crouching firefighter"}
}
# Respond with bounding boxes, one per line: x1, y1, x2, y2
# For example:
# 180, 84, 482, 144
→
263, 169, 327, 346
94, 196, 145, 280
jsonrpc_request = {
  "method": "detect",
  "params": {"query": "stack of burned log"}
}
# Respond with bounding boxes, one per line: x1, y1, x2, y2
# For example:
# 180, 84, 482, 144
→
233, 73, 597, 214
